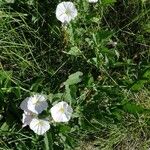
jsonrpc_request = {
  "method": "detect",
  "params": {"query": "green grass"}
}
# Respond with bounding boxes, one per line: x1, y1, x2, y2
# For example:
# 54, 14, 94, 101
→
0, 0, 150, 149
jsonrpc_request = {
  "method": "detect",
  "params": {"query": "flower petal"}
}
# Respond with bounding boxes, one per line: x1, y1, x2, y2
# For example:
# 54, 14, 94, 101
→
22, 111, 33, 127
20, 97, 29, 111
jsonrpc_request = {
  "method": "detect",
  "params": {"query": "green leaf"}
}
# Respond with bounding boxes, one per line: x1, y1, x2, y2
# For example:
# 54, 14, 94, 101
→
131, 69, 150, 91
123, 102, 144, 115
59, 125, 71, 134
67, 46, 82, 56
65, 71, 83, 86
93, 30, 113, 44
91, 17, 100, 23
131, 80, 147, 91
12, 87, 21, 98
4, 0, 14, 4
65, 85, 77, 102
1, 122, 9, 131
101, 0, 116, 5
30, 78, 43, 92
143, 68, 150, 79
87, 57, 98, 67
44, 132, 53, 150
0, 70, 12, 88
52, 93, 64, 102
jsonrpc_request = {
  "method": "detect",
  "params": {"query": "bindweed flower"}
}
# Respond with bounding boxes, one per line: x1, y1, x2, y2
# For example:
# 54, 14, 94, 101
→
29, 118, 50, 135
88, 0, 98, 3
20, 94, 50, 135
56, 2, 78, 24
50, 101, 73, 122
21, 110, 50, 135
20, 94, 48, 114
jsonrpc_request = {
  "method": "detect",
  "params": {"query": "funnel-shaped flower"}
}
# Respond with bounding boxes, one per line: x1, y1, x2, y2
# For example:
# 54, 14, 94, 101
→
56, 2, 78, 24
50, 101, 73, 122
29, 118, 50, 135
20, 94, 48, 114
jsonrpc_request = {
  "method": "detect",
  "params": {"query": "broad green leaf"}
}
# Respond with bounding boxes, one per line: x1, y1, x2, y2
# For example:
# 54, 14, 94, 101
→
65, 85, 77, 102
65, 71, 83, 86
59, 125, 71, 134
1, 122, 9, 131
67, 46, 82, 56
93, 30, 113, 44
143, 68, 150, 79
123, 102, 144, 114
131, 69, 150, 91
131, 80, 147, 91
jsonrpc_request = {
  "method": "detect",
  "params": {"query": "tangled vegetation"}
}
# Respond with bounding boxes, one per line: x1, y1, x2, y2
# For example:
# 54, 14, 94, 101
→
0, 0, 150, 149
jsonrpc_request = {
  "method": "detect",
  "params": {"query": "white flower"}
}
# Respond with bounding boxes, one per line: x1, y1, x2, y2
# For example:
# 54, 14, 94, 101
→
29, 118, 50, 135
21, 111, 50, 135
22, 111, 34, 127
50, 101, 73, 122
56, 2, 78, 24
88, 0, 98, 3
20, 94, 48, 114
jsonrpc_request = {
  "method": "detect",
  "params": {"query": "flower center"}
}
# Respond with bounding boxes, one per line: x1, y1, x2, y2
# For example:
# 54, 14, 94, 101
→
65, 9, 71, 16
32, 97, 39, 104
38, 120, 44, 126
59, 107, 65, 113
